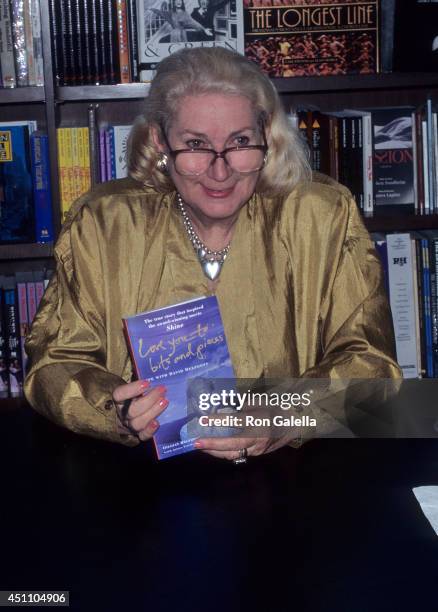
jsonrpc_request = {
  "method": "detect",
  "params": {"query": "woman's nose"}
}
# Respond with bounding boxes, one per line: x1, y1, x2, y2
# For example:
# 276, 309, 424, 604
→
208, 155, 232, 182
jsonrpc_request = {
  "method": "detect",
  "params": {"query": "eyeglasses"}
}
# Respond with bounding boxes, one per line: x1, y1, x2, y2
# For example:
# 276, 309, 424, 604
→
160, 124, 268, 176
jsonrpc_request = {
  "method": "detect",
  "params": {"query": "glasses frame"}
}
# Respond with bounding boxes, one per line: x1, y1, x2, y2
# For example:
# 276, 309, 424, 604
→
160, 121, 269, 176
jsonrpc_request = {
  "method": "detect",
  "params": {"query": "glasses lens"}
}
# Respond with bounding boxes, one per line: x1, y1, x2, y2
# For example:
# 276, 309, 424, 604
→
175, 151, 213, 176
174, 148, 266, 176
225, 149, 266, 173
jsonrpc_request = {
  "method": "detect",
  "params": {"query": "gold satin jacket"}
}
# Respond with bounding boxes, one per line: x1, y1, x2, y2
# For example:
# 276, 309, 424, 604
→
24, 175, 401, 446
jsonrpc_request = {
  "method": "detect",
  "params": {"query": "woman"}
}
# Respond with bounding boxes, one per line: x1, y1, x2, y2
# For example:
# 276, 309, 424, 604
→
151, 0, 212, 44
24, 47, 400, 462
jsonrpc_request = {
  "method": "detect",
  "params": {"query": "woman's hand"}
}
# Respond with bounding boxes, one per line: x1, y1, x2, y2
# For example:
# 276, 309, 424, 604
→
112, 380, 168, 441
194, 431, 301, 461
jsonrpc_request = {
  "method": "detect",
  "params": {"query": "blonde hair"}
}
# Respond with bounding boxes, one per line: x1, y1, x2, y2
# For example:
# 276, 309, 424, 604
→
128, 47, 311, 196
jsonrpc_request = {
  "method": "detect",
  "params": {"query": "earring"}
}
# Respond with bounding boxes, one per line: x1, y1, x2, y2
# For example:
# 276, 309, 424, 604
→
156, 153, 169, 173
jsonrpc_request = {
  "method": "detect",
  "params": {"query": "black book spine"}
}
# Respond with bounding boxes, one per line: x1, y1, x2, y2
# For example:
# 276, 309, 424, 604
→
4, 288, 23, 398
72, 0, 84, 84
126, 0, 138, 81
88, 0, 101, 84
416, 239, 427, 378
105, 0, 117, 84
59, 1, 71, 85
48, 0, 62, 85
0, 288, 9, 399
64, 0, 77, 85
80, 0, 92, 84
96, 0, 108, 84
430, 239, 438, 377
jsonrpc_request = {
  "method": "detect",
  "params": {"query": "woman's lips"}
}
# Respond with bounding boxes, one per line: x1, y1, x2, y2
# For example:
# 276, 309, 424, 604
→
202, 185, 235, 198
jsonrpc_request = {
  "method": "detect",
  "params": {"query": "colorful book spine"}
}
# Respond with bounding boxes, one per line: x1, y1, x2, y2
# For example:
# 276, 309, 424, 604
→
421, 238, 434, 377
3, 287, 23, 397
23, 0, 35, 85
30, 0, 44, 86
35, 281, 45, 309
0, 288, 8, 398
99, 127, 107, 182
116, 0, 130, 83
30, 132, 54, 243
16, 282, 29, 377
26, 281, 37, 322
0, 0, 17, 87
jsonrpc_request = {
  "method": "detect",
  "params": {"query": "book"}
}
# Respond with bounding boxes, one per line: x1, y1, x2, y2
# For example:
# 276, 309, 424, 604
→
108, 125, 132, 179
393, 0, 438, 73
123, 295, 235, 460
30, 132, 54, 243
0, 286, 8, 398
371, 107, 416, 208
244, 0, 380, 78
136, 0, 244, 81
3, 284, 23, 397
10, 0, 29, 86
0, 125, 35, 243
0, 0, 17, 87
386, 233, 419, 378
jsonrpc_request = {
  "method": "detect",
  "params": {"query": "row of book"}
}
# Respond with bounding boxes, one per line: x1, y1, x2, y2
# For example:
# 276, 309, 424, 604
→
376, 233, 438, 380
0, 0, 44, 88
294, 100, 438, 215
0, 120, 54, 243
57, 123, 131, 221
0, 270, 51, 398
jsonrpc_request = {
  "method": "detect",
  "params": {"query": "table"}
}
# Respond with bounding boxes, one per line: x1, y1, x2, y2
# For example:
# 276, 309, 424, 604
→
1, 405, 438, 612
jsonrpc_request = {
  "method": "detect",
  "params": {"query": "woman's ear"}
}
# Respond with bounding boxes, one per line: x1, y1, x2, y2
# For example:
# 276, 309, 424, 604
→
150, 125, 165, 153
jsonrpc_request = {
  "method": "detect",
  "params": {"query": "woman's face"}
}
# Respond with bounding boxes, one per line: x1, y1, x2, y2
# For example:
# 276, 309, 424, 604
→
161, 93, 263, 225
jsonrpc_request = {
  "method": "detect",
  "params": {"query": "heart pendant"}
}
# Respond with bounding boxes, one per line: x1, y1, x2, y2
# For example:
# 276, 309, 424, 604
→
202, 259, 222, 281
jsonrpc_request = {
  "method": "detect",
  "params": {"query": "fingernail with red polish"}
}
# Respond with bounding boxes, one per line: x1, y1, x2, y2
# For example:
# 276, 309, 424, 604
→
156, 385, 167, 395
150, 419, 159, 430
194, 440, 203, 449
140, 380, 151, 390
158, 398, 169, 408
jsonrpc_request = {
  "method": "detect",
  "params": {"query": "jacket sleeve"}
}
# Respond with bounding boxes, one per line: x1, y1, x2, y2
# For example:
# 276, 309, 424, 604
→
24, 200, 139, 447
302, 195, 401, 380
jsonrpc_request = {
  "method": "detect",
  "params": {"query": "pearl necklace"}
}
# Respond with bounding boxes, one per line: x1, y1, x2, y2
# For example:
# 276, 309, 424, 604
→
176, 194, 230, 281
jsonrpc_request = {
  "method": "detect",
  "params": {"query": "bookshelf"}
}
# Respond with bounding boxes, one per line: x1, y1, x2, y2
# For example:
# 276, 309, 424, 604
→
1, 0, 438, 407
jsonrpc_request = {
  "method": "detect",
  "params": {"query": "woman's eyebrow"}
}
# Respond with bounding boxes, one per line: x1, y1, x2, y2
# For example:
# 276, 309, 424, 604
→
178, 126, 256, 139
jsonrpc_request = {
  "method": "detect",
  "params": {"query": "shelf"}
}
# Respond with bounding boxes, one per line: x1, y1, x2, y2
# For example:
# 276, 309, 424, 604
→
57, 83, 150, 101
273, 72, 438, 95
0, 243, 53, 260
364, 213, 438, 233
0, 86, 45, 104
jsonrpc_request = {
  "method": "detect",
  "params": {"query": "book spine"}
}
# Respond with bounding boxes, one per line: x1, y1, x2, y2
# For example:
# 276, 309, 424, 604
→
23, 0, 35, 85
88, 0, 100, 84
87, 104, 99, 186
10, 0, 29, 86
30, 132, 54, 243
71, 127, 82, 201
386, 233, 419, 378
380, 0, 395, 73
411, 238, 422, 377
109, 126, 116, 179
422, 119, 430, 213
80, 0, 92, 84
34, 281, 45, 309
105, 127, 112, 180
26, 281, 37, 323
429, 239, 438, 377
433, 110, 438, 214
411, 110, 419, 213
105, 0, 117, 84
4, 288, 23, 397
329, 116, 339, 181
414, 109, 425, 213
0, 287, 8, 398
426, 98, 436, 213
362, 113, 374, 214
415, 239, 426, 377
126, 0, 137, 81
99, 127, 106, 182
421, 238, 434, 377
49, 0, 62, 85
16, 282, 29, 377
81, 127, 91, 191
30, 0, 43, 86
65, 0, 77, 85
96, 0, 108, 84
116, 0, 130, 83
0, 0, 17, 87
59, 0, 71, 85
311, 113, 321, 173
72, 0, 84, 84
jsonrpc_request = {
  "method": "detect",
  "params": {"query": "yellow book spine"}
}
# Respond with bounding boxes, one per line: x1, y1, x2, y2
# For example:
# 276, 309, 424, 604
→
57, 129, 67, 223
77, 128, 85, 197
71, 127, 81, 202
82, 127, 91, 192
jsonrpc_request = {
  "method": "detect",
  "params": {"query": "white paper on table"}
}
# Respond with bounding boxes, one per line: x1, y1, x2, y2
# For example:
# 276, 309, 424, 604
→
413, 487, 438, 535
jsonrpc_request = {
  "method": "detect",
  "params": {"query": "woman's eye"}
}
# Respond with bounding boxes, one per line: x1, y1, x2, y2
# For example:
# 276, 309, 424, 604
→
186, 139, 204, 149
234, 135, 251, 147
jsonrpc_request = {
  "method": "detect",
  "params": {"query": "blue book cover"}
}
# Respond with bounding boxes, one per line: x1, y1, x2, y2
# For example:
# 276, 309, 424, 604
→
0, 125, 35, 243
123, 296, 235, 460
30, 132, 54, 243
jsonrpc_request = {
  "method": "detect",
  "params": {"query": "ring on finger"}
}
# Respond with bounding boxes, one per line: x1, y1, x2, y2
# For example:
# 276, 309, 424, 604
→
233, 447, 248, 465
